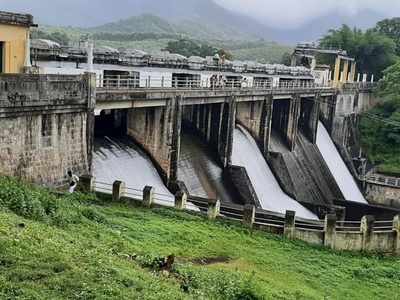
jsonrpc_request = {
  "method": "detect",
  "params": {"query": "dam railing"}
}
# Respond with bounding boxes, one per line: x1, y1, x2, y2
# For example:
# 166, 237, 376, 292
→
85, 177, 400, 256
365, 174, 400, 189
96, 75, 333, 92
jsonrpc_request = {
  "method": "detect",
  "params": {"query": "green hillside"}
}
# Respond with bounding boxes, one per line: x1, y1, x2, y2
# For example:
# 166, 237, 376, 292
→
0, 177, 399, 299
35, 13, 292, 63
93, 14, 178, 35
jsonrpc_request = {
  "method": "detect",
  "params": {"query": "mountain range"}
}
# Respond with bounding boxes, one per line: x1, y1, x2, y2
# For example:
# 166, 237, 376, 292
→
2, 0, 387, 44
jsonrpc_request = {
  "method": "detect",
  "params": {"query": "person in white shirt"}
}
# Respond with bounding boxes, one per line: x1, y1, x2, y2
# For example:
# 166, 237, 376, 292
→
67, 170, 79, 193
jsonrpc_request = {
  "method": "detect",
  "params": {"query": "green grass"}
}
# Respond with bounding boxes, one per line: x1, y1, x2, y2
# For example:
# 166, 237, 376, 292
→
0, 177, 400, 299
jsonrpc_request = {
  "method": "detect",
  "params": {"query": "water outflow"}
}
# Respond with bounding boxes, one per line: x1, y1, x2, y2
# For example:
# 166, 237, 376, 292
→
232, 126, 318, 220
93, 136, 188, 208
178, 132, 237, 203
316, 122, 367, 204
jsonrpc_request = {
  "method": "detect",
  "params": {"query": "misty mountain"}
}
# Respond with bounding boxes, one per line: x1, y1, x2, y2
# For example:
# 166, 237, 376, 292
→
1, 0, 387, 44
91, 13, 255, 41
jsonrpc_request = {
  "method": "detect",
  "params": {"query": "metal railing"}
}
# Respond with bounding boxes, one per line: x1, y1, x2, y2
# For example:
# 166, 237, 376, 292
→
365, 174, 400, 188
91, 180, 396, 239
96, 75, 332, 92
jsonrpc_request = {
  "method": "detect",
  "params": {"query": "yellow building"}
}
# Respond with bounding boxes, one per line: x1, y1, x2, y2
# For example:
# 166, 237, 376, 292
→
0, 11, 36, 74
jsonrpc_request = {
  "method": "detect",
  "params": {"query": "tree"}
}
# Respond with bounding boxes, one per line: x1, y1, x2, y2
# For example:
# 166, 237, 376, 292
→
320, 25, 397, 79
375, 18, 400, 56
359, 59, 400, 175
280, 52, 292, 66
164, 39, 233, 60
31, 29, 70, 46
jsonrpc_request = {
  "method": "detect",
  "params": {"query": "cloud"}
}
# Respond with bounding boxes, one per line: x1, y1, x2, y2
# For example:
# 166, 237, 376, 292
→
215, 0, 400, 29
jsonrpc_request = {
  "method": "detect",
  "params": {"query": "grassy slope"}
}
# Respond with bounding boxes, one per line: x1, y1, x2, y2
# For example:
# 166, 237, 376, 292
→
1, 179, 400, 299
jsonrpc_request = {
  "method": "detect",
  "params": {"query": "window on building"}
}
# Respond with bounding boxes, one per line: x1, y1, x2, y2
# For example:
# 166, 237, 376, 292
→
0, 42, 3, 73
41, 115, 52, 147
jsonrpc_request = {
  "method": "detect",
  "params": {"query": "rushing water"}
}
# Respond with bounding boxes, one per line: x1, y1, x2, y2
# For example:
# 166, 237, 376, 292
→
93, 136, 200, 209
178, 132, 237, 203
232, 125, 318, 219
316, 122, 367, 204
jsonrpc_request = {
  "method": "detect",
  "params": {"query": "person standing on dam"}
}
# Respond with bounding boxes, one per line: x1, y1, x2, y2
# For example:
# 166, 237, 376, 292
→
67, 170, 79, 193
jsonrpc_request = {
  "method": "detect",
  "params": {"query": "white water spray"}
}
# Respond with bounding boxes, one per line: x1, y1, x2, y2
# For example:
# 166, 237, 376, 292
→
316, 122, 367, 204
232, 125, 318, 220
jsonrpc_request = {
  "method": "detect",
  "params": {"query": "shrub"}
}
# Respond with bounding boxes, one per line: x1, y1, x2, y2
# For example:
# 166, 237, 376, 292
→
0, 177, 59, 222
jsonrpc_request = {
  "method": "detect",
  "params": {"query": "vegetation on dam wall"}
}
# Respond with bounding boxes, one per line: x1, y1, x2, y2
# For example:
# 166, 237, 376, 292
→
1, 177, 400, 299
360, 60, 400, 176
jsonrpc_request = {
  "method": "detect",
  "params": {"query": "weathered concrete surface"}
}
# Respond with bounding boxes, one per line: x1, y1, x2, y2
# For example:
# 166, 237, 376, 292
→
126, 96, 181, 183
182, 97, 235, 168
0, 74, 93, 186
268, 130, 344, 206
236, 96, 273, 155
365, 183, 400, 209
225, 165, 261, 207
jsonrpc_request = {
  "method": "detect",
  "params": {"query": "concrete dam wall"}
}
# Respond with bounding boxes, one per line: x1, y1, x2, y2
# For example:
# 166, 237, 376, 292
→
316, 121, 367, 204
232, 125, 318, 219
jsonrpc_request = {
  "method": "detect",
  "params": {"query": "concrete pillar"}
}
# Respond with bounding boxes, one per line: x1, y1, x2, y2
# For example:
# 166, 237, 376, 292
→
243, 205, 256, 228
324, 214, 337, 249
308, 94, 320, 144
333, 56, 341, 86
112, 181, 125, 202
24, 31, 32, 68
86, 41, 94, 73
362, 74, 367, 83
284, 210, 296, 239
206, 106, 212, 142
207, 199, 221, 220
371, 75, 374, 83
340, 71, 344, 83
219, 96, 236, 167
393, 215, 400, 255
357, 73, 360, 83
169, 95, 182, 183
350, 62, 356, 82
287, 95, 301, 151
333, 206, 346, 226
361, 215, 375, 252
174, 190, 187, 210
342, 60, 349, 83
259, 95, 273, 155
291, 55, 297, 67
143, 186, 155, 208
79, 175, 94, 193
84, 72, 97, 173
311, 57, 317, 70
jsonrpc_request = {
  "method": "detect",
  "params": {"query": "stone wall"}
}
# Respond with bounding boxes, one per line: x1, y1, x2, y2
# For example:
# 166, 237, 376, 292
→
365, 183, 400, 209
0, 74, 94, 186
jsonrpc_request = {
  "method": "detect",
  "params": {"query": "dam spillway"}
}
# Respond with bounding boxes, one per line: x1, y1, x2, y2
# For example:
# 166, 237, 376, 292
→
232, 125, 318, 220
316, 122, 367, 204
178, 132, 237, 203
93, 136, 175, 206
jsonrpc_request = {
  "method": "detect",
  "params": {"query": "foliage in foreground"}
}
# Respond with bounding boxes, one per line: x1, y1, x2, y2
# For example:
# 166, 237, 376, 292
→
0, 177, 400, 299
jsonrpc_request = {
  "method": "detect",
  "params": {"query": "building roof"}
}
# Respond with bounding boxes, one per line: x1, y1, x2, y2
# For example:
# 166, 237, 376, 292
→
0, 11, 36, 27
31, 39, 61, 50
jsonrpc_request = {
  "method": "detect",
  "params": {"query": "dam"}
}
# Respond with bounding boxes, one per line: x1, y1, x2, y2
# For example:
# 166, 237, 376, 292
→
93, 136, 176, 207
316, 121, 367, 204
232, 125, 318, 219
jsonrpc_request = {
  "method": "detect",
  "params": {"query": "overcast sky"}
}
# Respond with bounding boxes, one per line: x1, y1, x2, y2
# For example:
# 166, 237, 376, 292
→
215, 0, 400, 29
0, 0, 399, 30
